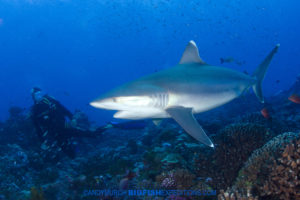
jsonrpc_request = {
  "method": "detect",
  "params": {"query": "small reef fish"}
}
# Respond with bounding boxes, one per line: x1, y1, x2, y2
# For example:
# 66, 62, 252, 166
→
235, 60, 246, 66
288, 94, 300, 104
243, 70, 249, 75
119, 170, 136, 190
65, 175, 73, 184
220, 57, 246, 66
220, 57, 235, 64
261, 108, 270, 119
119, 178, 129, 190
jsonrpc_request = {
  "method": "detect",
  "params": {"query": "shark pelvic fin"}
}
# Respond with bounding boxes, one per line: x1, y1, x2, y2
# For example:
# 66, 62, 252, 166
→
179, 40, 205, 65
166, 106, 214, 148
153, 119, 162, 126
252, 44, 280, 103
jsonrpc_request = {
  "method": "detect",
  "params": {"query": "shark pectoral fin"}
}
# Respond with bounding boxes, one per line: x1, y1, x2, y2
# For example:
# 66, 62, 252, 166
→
179, 40, 206, 65
153, 119, 162, 126
165, 106, 214, 148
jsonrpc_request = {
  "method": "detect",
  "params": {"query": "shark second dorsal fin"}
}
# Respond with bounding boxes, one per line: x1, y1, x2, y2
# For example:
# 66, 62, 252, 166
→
179, 40, 205, 65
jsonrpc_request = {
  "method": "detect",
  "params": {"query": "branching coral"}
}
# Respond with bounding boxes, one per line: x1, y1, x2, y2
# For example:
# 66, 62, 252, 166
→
260, 138, 300, 199
234, 132, 300, 193
218, 189, 258, 200
225, 132, 300, 199
156, 169, 195, 190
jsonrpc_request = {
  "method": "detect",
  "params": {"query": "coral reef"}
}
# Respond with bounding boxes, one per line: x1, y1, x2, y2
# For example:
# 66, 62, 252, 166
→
224, 132, 300, 199
127, 139, 138, 154
157, 171, 176, 189
236, 112, 298, 135
235, 112, 267, 125
156, 169, 196, 190
234, 132, 299, 192
30, 187, 45, 200
195, 123, 271, 190
0, 106, 37, 148
0, 144, 32, 199
260, 138, 300, 199
80, 151, 135, 178
161, 153, 185, 170
71, 110, 91, 131
218, 189, 258, 200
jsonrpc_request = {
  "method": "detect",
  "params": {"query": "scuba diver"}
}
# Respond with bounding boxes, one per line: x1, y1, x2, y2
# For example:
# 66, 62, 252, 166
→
30, 87, 105, 161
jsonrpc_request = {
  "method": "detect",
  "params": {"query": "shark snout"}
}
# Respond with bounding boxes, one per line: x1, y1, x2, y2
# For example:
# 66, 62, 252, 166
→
91, 95, 154, 111
90, 98, 117, 109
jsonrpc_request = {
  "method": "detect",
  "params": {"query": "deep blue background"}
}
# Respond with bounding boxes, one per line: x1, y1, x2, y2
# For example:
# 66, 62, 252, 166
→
0, 0, 299, 124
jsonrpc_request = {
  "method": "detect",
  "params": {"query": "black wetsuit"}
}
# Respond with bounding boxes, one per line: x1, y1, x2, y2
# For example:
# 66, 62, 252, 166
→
31, 95, 100, 160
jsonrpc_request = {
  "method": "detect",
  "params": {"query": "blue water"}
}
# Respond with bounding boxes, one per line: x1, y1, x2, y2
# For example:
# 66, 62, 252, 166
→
0, 0, 299, 124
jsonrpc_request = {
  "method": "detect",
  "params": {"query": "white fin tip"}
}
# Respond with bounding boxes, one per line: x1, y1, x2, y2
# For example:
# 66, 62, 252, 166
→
189, 40, 196, 46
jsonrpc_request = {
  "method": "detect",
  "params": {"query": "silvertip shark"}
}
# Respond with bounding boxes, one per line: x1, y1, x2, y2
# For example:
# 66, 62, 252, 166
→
90, 41, 280, 148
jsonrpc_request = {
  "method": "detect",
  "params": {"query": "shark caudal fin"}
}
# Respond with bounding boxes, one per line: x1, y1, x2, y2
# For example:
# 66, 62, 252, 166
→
252, 44, 280, 103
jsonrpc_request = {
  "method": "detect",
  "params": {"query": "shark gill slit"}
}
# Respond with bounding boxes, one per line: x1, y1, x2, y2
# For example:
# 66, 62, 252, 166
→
152, 93, 169, 108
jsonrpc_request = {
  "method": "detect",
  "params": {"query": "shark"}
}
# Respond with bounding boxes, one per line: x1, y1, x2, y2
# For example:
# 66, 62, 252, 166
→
90, 41, 279, 148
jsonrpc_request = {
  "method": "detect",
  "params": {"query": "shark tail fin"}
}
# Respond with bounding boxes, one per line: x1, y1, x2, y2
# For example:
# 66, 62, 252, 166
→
252, 44, 280, 103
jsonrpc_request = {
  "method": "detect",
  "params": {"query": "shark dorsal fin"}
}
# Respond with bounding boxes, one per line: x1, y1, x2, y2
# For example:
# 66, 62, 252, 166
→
179, 40, 205, 65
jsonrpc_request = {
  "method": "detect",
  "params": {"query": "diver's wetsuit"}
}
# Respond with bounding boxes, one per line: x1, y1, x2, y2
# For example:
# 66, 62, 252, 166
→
31, 95, 100, 161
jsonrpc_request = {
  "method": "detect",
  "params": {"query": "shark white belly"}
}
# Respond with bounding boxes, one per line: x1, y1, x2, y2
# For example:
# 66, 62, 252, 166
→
169, 91, 238, 113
